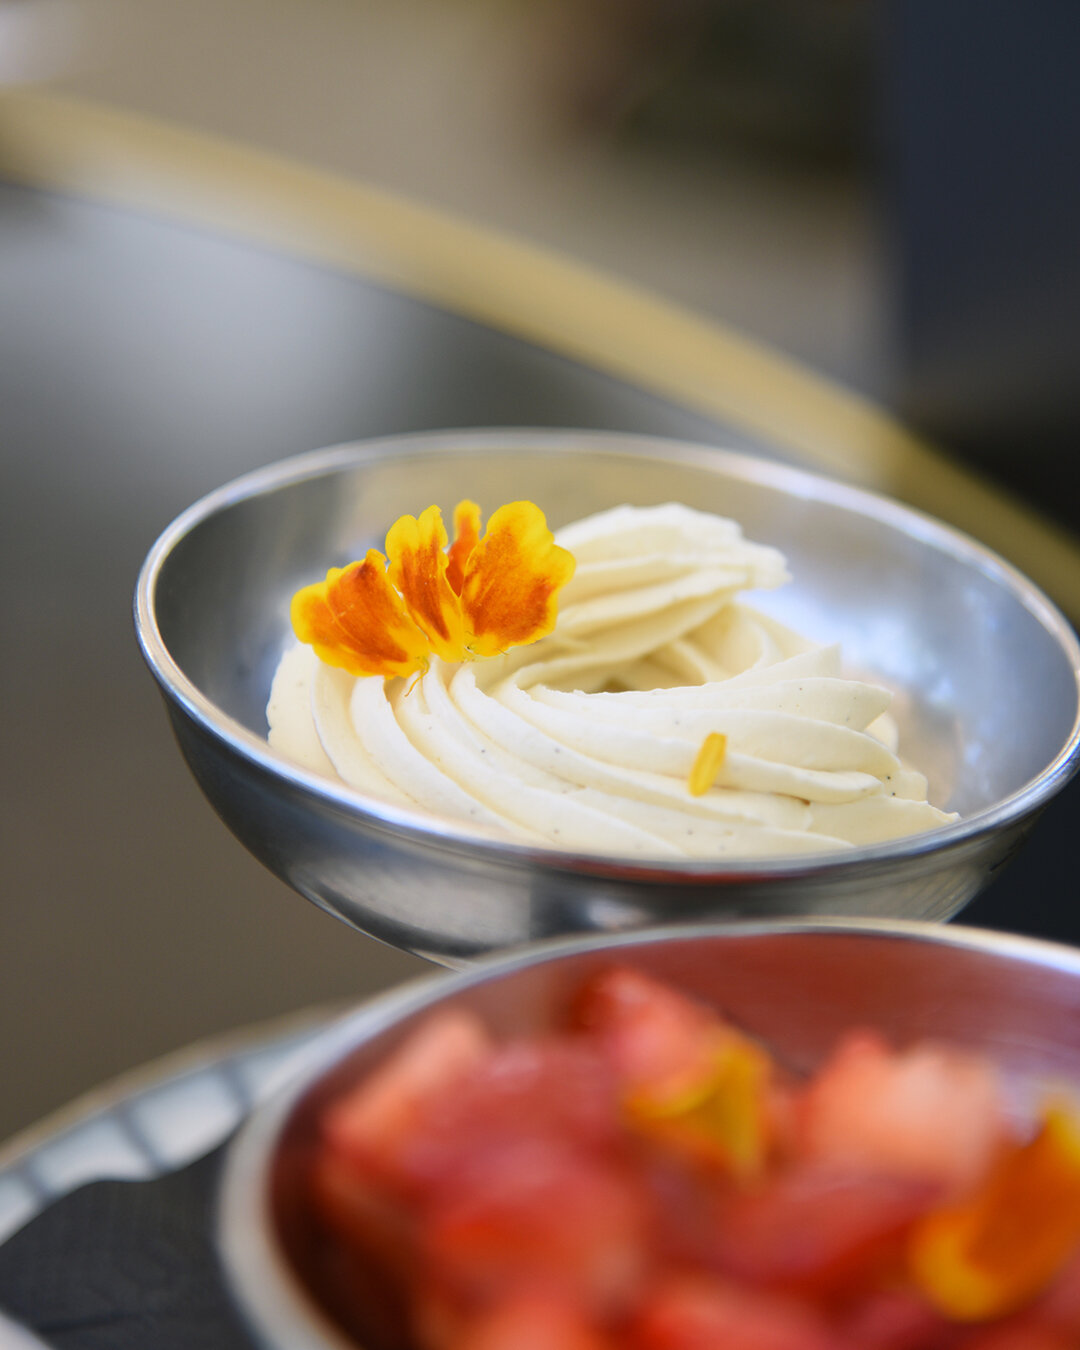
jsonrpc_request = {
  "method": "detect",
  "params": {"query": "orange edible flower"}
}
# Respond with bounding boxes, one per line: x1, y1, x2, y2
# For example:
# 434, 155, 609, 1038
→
688, 733, 728, 796
626, 1035, 772, 1181
908, 1101, 1080, 1321
291, 500, 575, 679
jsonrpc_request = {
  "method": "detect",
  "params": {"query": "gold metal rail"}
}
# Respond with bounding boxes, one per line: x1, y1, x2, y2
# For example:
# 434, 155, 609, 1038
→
3, 89, 1077, 621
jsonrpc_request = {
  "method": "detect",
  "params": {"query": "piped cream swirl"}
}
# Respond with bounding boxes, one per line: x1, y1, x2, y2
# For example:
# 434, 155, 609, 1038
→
267, 504, 956, 856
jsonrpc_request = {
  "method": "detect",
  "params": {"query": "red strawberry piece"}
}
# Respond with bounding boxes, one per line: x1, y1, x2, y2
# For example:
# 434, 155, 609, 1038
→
839, 1289, 958, 1349
322, 1009, 493, 1183
715, 1164, 937, 1295
797, 1031, 1006, 1197
397, 1036, 623, 1196
422, 1138, 648, 1317
632, 1274, 847, 1350
573, 967, 730, 1097
446, 1289, 615, 1350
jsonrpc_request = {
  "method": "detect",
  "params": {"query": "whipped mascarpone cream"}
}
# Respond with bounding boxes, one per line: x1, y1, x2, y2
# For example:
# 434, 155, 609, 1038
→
267, 504, 957, 857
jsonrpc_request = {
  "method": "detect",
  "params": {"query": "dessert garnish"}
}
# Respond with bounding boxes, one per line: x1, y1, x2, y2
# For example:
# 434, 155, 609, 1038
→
909, 1099, 1080, 1320
687, 732, 728, 797
290, 500, 575, 679
270, 503, 959, 856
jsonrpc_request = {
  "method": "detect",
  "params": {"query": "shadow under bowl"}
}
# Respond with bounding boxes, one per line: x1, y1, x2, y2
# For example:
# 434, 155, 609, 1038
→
135, 429, 1080, 964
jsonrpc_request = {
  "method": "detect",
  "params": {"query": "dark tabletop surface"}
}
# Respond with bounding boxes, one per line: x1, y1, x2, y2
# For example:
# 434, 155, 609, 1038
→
1, 170, 1077, 1168
0, 1148, 250, 1350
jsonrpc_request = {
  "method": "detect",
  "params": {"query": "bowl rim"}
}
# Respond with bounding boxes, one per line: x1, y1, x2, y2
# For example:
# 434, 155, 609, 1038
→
216, 916, 1080, 1350
134, 427, 1080, 880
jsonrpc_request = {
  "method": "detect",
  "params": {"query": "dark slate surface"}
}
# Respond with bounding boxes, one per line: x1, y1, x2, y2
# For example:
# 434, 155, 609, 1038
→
0, 1148, 252, 1350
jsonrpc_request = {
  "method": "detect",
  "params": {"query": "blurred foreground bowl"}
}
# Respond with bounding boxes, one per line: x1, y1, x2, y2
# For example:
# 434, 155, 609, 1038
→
217, 919, 1080, 1350
135, 430, 1080, 962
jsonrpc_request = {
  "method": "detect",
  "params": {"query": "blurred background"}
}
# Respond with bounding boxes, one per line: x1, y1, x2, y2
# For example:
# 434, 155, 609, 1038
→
2, 0, 1078, 1143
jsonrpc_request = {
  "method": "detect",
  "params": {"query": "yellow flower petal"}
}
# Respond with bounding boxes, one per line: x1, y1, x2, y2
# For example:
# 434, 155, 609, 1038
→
909, 1101, 1080, 1321
460, 501, 576, 658
291, 553, 430, 679
446, 499, 481, 596
386, 505, 468, 664
688, 733, 728, 795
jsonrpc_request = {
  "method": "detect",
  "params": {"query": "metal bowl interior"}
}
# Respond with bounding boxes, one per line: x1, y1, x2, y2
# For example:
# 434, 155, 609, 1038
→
217, 920, 1080, 1350
135, 430, 1080, 959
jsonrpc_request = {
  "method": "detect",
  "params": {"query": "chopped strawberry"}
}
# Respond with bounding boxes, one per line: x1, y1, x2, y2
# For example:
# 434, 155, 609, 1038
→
1031, 1250, 1080, 1333
411, 1279, 470, 1350
321, 1009, 493, 1181
397, 1036, 622, 1196
838, 1289, 956, 1349
572, 967, 730, 1096
309, 1149, 416, 1280
960, 1325, 1075, 1350
639, 1153, 724, 1268
767, 1075, 803, 1162
632, 1275, 846, 1350
797, 1031, 1007, 1196
422, 1138, 648, 1316
447, 1290, 615, 1350
304, 1150, 421, 1349
715, 1164, 937, 1295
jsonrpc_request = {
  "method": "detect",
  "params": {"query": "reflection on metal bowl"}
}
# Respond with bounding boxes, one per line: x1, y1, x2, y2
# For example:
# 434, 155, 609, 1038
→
135, 430, 1080, 964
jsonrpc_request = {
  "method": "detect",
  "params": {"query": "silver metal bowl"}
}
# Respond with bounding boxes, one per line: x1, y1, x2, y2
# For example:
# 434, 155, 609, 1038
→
217, 919, 1080, 1350
135, 429, 1080, 963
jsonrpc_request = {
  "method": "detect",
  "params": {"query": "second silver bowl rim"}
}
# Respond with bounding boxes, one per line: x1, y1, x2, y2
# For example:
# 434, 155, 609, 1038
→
134, 427, 1080, 880
231, 912, 1080, 1105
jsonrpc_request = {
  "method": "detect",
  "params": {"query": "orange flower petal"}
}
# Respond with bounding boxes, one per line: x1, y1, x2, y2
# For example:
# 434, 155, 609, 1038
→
446, 499, 481, 596
386, 505, 468, 663
909, 1101, 1080, 1321
688, 733, 728, 795
460, 501, 576, 658
291, 553, 430, 679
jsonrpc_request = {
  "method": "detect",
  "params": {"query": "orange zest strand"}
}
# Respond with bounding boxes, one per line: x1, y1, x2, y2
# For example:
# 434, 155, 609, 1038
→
908, 1101, 1080, 1321
291, 501, 575, 679
688, 733, 728, 796
625, 1036, 772, 1181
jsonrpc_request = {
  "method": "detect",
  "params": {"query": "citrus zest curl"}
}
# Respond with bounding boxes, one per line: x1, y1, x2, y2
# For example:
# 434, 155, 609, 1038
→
909, 1100, 1080, 1321
688, 732, 728, 796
